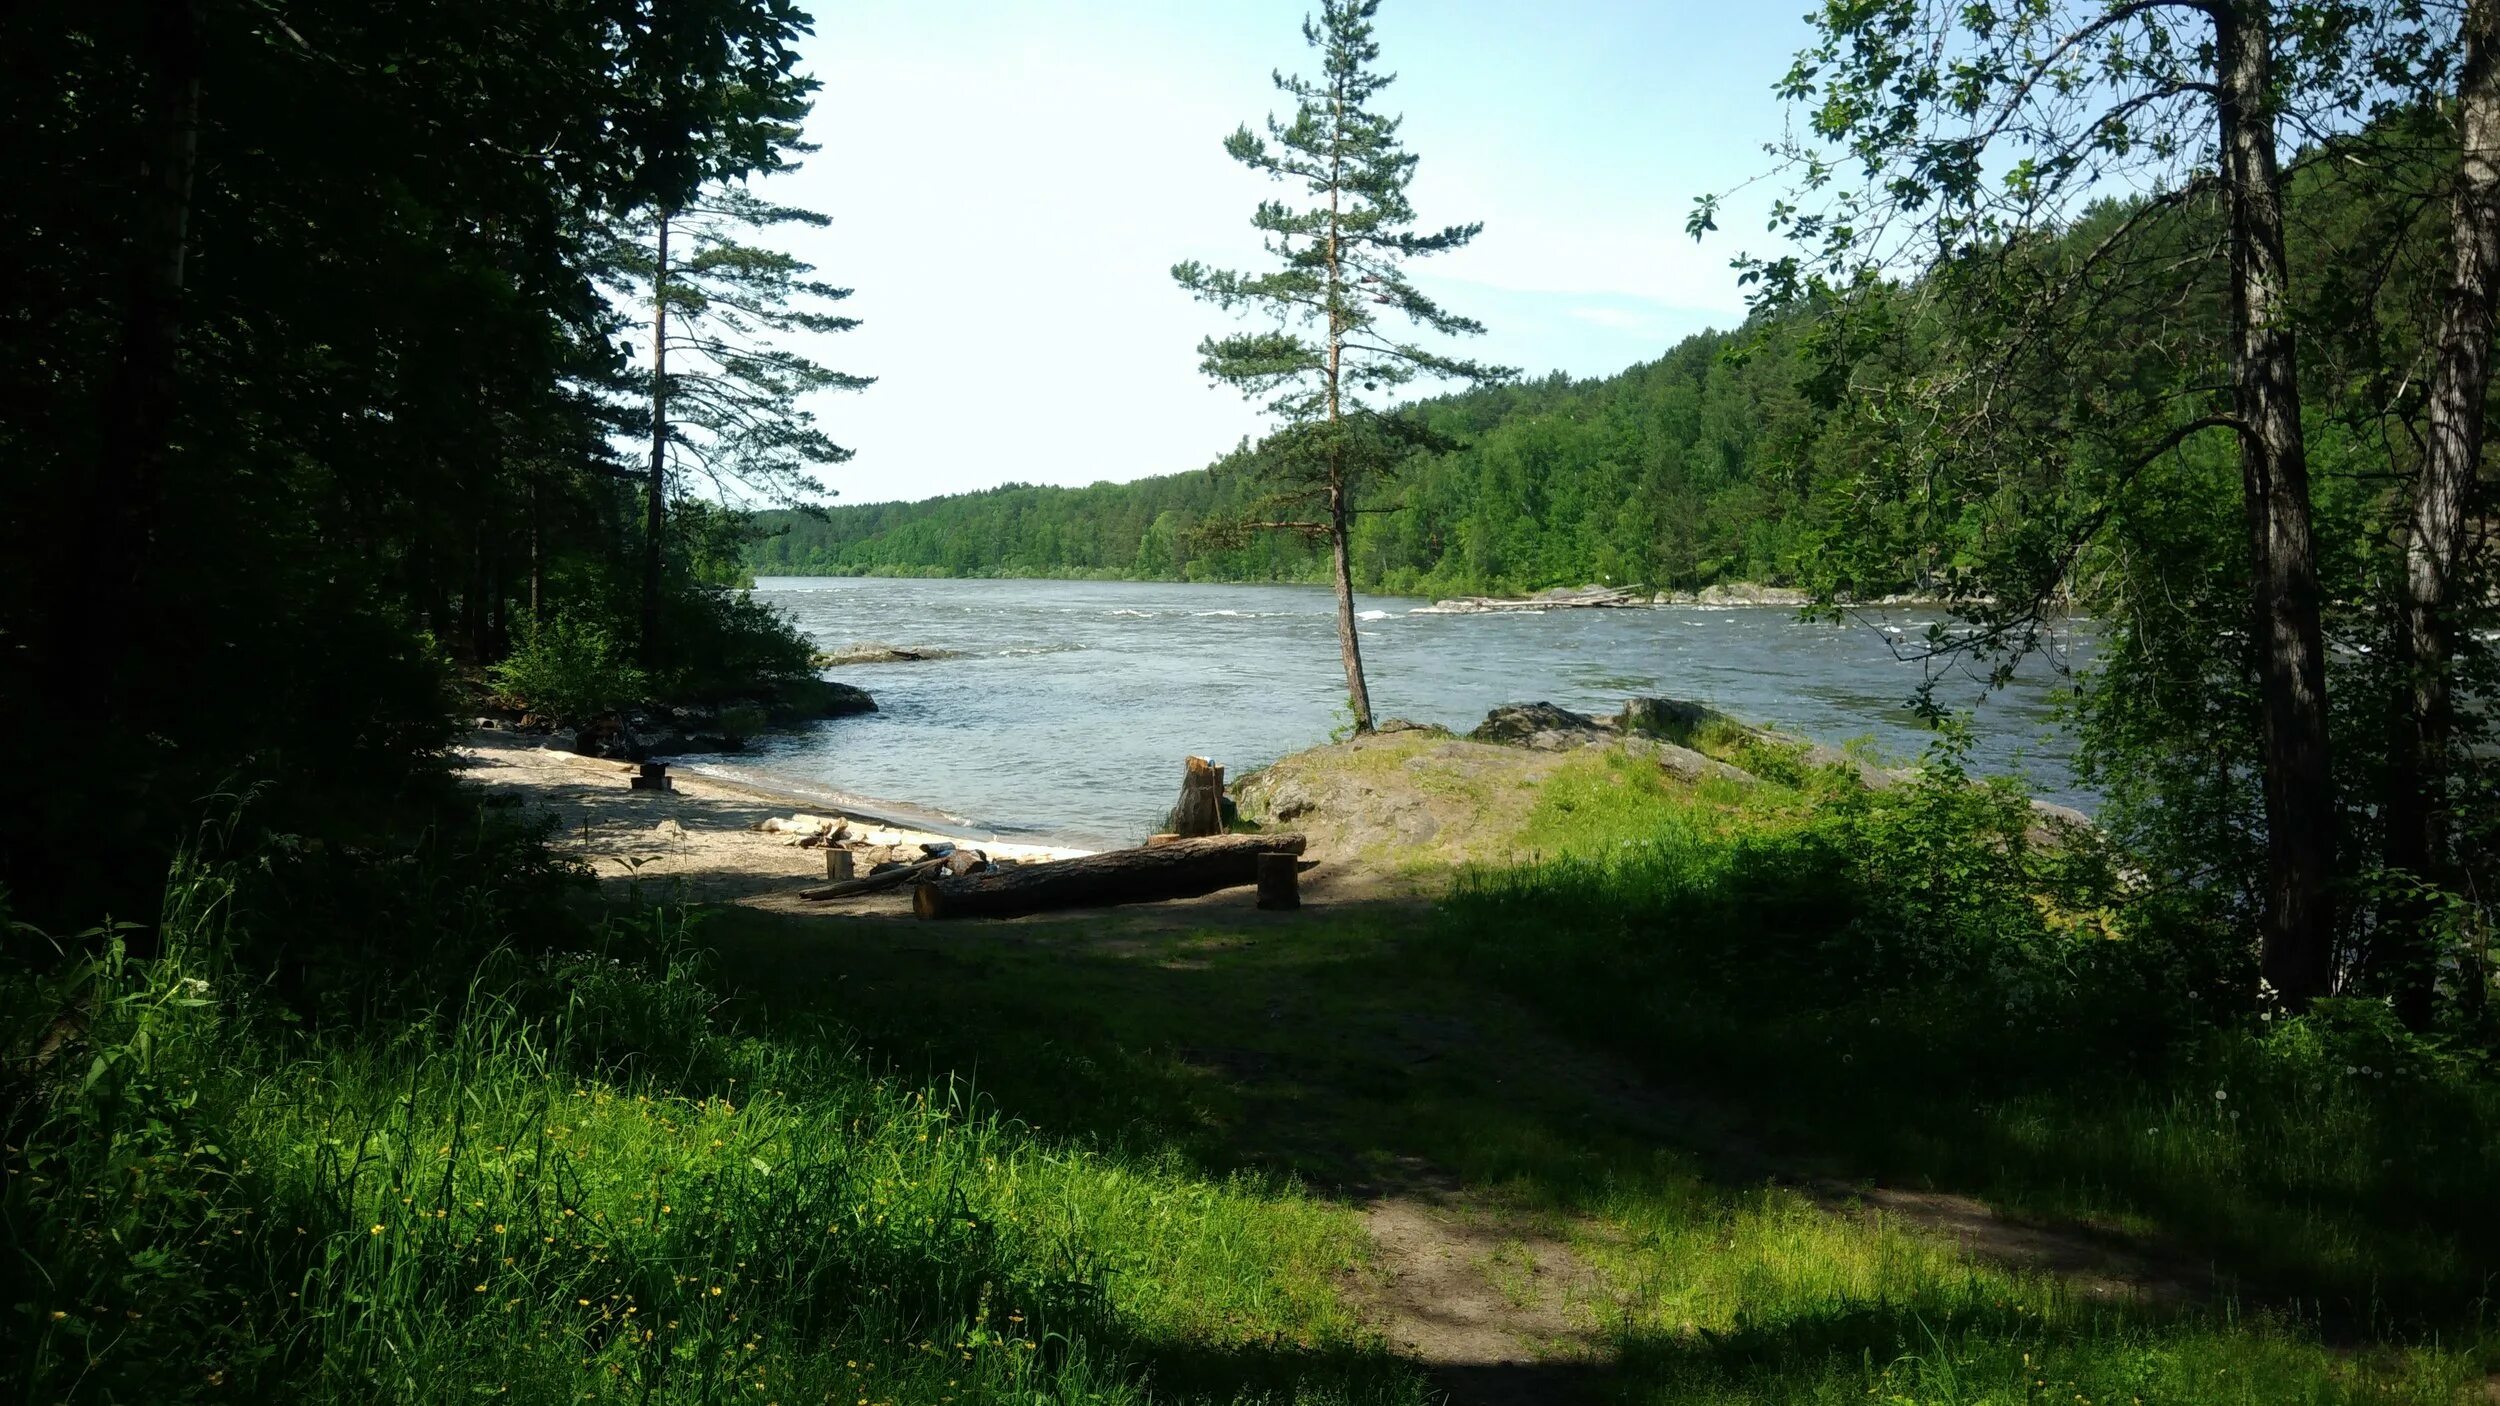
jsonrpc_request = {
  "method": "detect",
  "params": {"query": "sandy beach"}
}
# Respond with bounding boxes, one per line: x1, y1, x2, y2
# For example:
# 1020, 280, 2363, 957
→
454, 730, 1093, 915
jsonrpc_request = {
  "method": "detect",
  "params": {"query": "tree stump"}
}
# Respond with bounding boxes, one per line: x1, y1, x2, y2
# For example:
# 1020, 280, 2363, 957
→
1167, 756, 1226, 838
1255, 851, 1300, 911
825, 848, 855, 881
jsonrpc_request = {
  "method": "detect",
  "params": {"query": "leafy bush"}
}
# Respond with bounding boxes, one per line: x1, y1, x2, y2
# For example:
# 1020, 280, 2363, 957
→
488, 615, 646, 724
654, 585, 814, 705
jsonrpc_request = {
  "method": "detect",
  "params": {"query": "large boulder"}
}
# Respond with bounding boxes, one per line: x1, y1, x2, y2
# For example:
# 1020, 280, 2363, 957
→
1467, 700, 1756, 782
1617, 695, 1904, 790
1616, 696, 1739, 744
777, 678, 877, 720
1468, 701, 1612, 750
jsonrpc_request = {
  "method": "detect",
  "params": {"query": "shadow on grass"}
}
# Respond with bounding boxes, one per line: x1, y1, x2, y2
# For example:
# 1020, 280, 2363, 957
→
1431, 836, 2500, 1339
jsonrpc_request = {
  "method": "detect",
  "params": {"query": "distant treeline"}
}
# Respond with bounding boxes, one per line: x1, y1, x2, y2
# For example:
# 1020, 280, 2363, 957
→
748, 324, 1829, 596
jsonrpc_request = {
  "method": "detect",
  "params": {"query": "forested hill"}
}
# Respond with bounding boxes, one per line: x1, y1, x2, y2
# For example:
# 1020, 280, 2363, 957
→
748, 323, 1827, 596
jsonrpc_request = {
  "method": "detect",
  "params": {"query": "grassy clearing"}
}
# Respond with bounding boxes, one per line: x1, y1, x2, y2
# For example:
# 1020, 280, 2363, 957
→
701, 908, 2491, 1400
692, 743, 2498, 1403
0, 866, 1422, 1405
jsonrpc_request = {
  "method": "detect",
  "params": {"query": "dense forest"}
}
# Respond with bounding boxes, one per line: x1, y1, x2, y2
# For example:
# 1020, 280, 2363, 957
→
748, 325, 1816, 595
6, 2, 2500, 1404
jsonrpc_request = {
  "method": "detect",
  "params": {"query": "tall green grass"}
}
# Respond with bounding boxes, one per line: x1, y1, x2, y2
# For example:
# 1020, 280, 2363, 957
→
0, 862, 1419, 1405
1439, 748, 2500, 1330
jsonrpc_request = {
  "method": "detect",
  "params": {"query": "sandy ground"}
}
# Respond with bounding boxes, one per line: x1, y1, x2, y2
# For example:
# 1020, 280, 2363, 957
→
455, 731, 1091, 914
456, 730, 1405, 921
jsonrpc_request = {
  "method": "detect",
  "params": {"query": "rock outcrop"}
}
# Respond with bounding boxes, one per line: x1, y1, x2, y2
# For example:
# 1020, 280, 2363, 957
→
1410, 584, 1647, 614
1232, 731, 1585, 876
1467, 700, 1756, 783
778, 678, 877, 719
811, 642, 964, 667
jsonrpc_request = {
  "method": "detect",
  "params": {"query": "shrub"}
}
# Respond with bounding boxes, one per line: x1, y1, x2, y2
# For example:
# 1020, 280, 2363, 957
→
488, 616, 646, 724
655, 586, 814, 705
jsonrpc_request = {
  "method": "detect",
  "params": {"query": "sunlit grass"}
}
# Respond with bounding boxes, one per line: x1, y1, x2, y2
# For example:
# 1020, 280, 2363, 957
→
1, 871, 1418, 1405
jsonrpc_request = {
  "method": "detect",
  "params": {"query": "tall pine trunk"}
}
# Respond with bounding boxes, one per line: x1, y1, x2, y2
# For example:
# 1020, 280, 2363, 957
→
2217, 3, 2337, 1007
1328, 477, 1374, 733
528, 469, 545, 624
2387, 0, 2500, 1026
641, 211, 671, 670
1320, 100, 1374, 737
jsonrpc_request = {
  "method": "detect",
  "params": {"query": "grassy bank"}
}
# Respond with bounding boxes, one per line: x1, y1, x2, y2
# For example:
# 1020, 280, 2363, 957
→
0, 865, 1421, 1406
6, 744, 2495, 1404
1437, 746, 2500, 1330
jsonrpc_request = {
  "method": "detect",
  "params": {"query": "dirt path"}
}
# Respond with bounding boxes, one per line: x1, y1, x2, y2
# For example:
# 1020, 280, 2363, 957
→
1301, 984, 2199, 1405
1356, 1182, 1607, 1406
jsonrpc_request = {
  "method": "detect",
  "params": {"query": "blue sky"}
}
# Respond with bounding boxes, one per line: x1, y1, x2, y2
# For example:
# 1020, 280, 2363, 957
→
756, 2, 1818, 504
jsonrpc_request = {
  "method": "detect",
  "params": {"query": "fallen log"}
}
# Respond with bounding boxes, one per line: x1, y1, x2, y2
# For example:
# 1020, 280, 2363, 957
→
913, 833, 1306, 920
800, 855, 945, 901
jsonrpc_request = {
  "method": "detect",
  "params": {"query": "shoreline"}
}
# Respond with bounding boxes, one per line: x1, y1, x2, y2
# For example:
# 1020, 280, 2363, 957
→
456, 731, 1091, 909
754, 572, 1983, 614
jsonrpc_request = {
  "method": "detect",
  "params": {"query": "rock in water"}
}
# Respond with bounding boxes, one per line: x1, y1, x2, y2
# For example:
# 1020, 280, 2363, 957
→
811, 642, 964, 667
781, 679, 876, 719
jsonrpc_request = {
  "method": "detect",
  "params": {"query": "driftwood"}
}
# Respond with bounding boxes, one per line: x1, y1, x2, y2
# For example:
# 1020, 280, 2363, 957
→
1166, 756, 1226, 838
913, 833, 1306, 920
800, 855, 946, 901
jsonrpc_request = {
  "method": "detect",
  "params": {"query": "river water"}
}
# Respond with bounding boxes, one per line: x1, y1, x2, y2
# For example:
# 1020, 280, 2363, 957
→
692, 576, 2091, 849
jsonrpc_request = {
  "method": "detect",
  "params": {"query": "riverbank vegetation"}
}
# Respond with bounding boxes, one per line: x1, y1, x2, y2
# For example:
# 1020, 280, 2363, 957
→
744, 323, 1818, 595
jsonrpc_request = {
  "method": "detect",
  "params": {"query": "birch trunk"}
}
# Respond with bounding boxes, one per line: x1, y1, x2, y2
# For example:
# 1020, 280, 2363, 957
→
2218, 2, 2337, 1007
2386, 0, 2500, 1025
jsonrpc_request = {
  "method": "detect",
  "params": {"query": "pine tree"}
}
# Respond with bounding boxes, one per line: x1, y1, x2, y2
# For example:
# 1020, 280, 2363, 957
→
610, 184, 870, 666
1174, 0, 1509, 733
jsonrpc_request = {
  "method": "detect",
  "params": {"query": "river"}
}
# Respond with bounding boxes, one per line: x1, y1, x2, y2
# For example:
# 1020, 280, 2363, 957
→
690, 576, 2092, 849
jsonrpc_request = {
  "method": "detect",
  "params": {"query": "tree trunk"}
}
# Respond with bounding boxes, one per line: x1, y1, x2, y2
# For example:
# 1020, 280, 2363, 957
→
68, 0, 205, 683
1167, 756, 1227, 838
2387, 0, 2500, 1027
1255, 850, 1301, 911
1329, 479, 1375, 733
466, 516, 493, 660
912, 833, 1307, 920
2217, 3, 2337, 1008
641, 211, 671, 669
528, 469, 545, 624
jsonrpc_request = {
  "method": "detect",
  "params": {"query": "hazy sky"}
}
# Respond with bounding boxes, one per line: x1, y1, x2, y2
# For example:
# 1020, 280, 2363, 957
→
752, 2, 1815, 504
